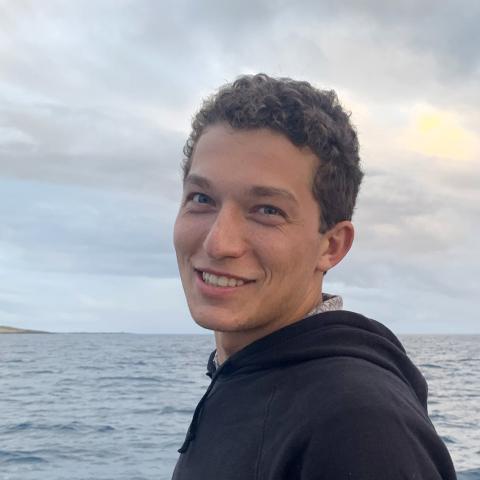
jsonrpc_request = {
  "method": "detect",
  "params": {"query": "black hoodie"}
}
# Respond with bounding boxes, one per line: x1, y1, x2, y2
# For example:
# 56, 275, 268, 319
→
172, 310, 457, 479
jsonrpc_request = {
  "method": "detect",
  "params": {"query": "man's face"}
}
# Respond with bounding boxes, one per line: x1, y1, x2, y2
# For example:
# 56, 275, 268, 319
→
174, 124, 329, 338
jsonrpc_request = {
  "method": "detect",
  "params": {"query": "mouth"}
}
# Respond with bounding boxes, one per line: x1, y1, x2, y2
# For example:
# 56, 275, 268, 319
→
194, 269, 255, 288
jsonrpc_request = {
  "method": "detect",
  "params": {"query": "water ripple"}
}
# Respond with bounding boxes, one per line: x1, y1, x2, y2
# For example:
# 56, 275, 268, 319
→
0, 450, 48, 464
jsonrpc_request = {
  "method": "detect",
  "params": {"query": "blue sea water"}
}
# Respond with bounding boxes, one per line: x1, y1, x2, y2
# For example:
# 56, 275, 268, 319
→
0, 333, 478, 480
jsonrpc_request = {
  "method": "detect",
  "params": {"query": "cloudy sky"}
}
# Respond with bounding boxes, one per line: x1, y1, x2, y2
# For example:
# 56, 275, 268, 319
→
1, 0, 479, 334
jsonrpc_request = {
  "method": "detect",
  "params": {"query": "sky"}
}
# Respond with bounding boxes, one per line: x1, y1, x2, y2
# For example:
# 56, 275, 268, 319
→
0, 0, 479, 334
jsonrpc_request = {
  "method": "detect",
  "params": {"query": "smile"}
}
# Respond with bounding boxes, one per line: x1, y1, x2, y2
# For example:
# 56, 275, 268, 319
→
202, 272, 245, 287
195, 269, 255, 288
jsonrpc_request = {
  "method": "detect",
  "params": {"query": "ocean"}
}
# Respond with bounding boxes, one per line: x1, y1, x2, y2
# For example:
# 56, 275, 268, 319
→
1, 333, 478, 480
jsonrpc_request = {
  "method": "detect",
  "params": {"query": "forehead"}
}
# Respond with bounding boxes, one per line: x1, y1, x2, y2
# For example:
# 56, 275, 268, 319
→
188, 125, 318, 194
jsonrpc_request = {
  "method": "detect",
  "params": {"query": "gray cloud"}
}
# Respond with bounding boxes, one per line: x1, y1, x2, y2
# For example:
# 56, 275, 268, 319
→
334, 0, 480, 78
1, 0, 478, 191
2, 0, 477, 111
0, 101, 185, 199
0, 179, 179, 278
327, 147, 480, 304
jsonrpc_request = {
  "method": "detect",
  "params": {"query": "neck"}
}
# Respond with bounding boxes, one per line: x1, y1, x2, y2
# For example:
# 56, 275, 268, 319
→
214, 292, 324, 365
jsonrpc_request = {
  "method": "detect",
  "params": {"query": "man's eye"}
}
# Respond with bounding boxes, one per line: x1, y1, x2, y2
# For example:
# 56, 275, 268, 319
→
258, 205, 283, 216
190, 193, 211, 204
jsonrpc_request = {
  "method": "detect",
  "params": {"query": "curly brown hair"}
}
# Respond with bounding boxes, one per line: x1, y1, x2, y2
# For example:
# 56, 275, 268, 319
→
182, 73, 363, 233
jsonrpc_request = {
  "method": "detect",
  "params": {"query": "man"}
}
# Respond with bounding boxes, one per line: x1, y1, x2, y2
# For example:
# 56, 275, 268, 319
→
172, 74, 456, 479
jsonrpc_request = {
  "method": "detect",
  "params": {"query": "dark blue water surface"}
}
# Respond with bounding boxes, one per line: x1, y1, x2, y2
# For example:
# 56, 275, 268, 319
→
1, 334, 478, 479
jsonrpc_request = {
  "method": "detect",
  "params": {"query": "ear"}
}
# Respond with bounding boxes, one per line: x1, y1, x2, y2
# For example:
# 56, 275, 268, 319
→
316, 221, 355, 273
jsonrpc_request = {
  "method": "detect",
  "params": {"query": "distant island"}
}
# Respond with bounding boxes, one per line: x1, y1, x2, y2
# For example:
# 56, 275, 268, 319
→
0, 325, 50, 334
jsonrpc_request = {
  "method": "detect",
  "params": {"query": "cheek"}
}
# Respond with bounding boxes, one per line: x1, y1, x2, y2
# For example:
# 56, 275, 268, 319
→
174, 215, 208, 258
273, 238, 318, 277
173, 217, 190, 256
252, 236, 295, 278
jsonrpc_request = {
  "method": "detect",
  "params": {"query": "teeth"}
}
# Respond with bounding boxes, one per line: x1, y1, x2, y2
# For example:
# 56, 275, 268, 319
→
202, 272, 245, 287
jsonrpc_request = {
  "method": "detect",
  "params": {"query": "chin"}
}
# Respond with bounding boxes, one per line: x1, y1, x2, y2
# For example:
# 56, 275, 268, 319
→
192, 317, 218, 332
190, 308, 251, 333
193, 317, 241, 333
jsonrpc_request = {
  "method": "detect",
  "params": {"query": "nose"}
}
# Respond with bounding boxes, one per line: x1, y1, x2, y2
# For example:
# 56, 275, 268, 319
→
203, 205, 248, 259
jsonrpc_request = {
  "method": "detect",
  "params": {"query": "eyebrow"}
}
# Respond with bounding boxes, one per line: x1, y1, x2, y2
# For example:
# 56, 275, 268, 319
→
184, 174, 212, 190
184, 174, 299, 206
249, 185, 299, 206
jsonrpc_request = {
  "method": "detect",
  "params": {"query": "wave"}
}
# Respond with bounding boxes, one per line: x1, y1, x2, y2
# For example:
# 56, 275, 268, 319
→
97, 375, 164, 383
3, 421, 115, 434
0, 449, 48, 464
457, 469, 480, 480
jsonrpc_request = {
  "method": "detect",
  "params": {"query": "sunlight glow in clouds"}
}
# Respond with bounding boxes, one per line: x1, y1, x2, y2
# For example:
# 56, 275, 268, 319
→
402, 105, 478, 161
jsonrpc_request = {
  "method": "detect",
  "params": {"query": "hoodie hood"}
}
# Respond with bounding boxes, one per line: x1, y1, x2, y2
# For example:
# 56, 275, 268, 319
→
207, 310, 427, 404
179, 310, 428, 453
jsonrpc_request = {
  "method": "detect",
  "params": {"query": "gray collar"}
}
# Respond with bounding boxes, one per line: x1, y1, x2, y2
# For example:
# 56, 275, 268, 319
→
305, 293, 343, 317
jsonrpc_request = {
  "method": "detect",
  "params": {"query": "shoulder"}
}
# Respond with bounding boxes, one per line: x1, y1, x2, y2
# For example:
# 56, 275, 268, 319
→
272, 355, 433, 446
263, 360, 456, 479
261, 358, 456, 479
280, 355, 424, 417
300, 405, 453, 479
289, 359, 454, 479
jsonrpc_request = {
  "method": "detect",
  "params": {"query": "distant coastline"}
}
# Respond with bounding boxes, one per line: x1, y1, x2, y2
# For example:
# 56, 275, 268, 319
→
0, 325, 50, 334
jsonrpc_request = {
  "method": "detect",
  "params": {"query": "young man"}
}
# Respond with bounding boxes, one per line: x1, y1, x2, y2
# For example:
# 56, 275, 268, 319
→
172, 74, 456, 479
